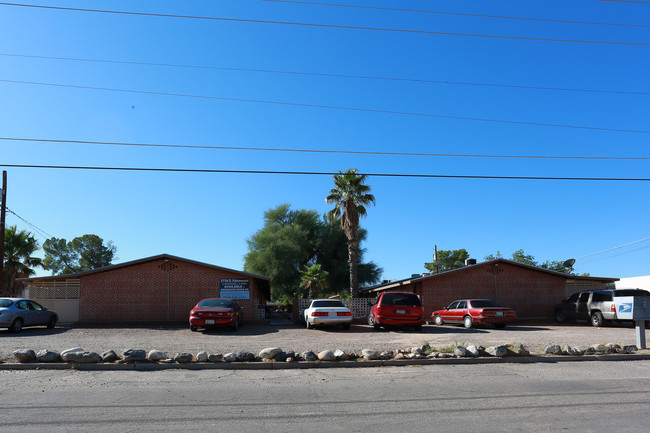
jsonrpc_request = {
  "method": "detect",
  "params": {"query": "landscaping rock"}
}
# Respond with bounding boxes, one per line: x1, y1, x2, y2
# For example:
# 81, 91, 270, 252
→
36, 349, 60, 363
606, 343, 621, 353
60, 348, 84, 358
454, 346, 468, 357
486, 345, 508, 357
13, 349, 36, 363
394, 353, 406, 360
147, 350, 167, 361
259, 347, 282, 360
62, 351, 102, 363
196, 351, 209, 362
361, 349, 380, 360
545, 345, 562, 356
274, 352, 288, 362
223, 353, 237, 362
121, 349, 147, 363
318, 350, 336, 361
301, 351, 318, 362
505, 343, 529, 356
173, 353, 193, 363
623, 345, 637, 353
102, 350, 119, 363
465, 345, 480, 357
208, 353, 223, 362
420, 343, 431, 353
561, 345, 578, 356
591, 344, 607, 354
237, 351, 255, 362
334, 349, 349, 361
573, 345, 589, 355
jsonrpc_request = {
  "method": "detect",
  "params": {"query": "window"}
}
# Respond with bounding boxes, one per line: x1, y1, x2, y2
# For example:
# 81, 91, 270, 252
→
470, 300, 500, 308
592, 292, 612, 302
312, 300, 345, 308
381, 293, 421, 306
457, 301, 467, 309
448, 301, 460, 309
579, 293, 590, 303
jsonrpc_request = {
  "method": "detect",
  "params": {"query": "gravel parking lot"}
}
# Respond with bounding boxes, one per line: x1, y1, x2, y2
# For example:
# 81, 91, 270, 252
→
1, 316, 647, 362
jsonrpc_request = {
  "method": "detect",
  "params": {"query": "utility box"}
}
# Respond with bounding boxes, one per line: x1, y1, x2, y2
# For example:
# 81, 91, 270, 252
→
614, 296, 650, 349
614, 296, 650, 320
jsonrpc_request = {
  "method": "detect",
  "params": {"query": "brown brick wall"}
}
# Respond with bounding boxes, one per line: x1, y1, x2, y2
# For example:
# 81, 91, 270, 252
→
78, 258, 265, 323
410, 262, 568, 320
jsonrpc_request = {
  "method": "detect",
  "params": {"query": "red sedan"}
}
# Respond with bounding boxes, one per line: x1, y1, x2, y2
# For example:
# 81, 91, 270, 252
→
189, 298, 243, 331
431, 299, 517, 329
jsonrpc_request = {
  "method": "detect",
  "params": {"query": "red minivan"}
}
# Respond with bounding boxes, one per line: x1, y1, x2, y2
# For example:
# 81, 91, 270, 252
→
368, 291, 424, 331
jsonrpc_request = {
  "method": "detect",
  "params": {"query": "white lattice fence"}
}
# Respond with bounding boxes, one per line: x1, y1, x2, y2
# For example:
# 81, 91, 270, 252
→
28, 280, 80, 299
298, 298, 371, 320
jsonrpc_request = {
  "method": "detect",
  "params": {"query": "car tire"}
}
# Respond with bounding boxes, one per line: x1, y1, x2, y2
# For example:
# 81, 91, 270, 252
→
368, 314, 380, 330
47, 316, 57, 329
555, 310, 566, 323
9, 318, 23, 333
433, 314, 443, 326
232, 320, 239, 331
463, 315, 473, 329
591, 311, 604, 327
190, 325, 198, 332
306, 318, 313, 329
413, 324, 422, 332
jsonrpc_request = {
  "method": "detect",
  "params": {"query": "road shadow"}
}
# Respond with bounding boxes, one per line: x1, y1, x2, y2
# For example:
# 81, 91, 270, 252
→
0, 327, 69, 337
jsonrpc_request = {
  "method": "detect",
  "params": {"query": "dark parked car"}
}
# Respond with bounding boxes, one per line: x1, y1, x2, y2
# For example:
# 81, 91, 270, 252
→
554, 289, 650, 327
368, 291, 424, 331
0, 298, 58, 332
189, 298, 244, 331
431, 299, 517, 329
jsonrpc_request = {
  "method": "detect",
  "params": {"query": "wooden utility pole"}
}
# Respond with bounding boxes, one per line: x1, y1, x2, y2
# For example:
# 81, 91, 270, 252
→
434, 245, 439, 274
0, 170, 7, 294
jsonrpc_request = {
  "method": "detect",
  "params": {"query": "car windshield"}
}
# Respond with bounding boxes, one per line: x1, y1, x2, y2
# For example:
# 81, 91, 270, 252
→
197, 299, 233, 308
312, 300, 345, 308
469, 300, 501, 308
0, 299, 13, 308
613, 289, 650, 297
381, 293, 421, 306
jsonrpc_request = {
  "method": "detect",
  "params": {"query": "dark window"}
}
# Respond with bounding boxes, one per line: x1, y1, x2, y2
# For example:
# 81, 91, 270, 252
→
568, 293, 580, 303
614, 289, 650, 297
457, 301, 467, 309
312, 300, 345, 308
198, 299, 233, 308
380, 293, 421, 306
579, 293, 590, 303
469, 300, 501, 308
0, 299, 13, 308
29, 301, 44, 311
16, 301, 30, 310
448, 301, 460, 310
592, 292, 612, 302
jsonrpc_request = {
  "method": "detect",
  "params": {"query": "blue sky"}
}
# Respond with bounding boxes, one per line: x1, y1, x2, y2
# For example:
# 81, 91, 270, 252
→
1, 0, 648, 282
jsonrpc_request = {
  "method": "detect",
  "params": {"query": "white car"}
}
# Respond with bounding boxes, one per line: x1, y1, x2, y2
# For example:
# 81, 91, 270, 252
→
304, 299, 352, 329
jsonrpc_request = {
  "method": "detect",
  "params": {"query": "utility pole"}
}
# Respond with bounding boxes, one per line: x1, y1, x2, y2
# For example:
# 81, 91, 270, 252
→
434, 245, 439, 274
0, 170, 7, 295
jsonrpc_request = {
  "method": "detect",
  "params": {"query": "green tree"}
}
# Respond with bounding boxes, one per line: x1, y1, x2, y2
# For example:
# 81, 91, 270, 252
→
326, 169, 376, 297
244, 204, 381, 300
2, 225, 42, 296
43, 234, 116, 275
424, 249, 469, 274
484, 249, 577, 275
299, 264, 329, 299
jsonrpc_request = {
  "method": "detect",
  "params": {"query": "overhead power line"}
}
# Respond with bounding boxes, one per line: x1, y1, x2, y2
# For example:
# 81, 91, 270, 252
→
3, 53, 648, 96
0, 2, 648, 46
2, 79, 649, 134
577, 236, 650, 259
6, 207, 53, 240
262, 0, 650, 28
3, 137, 650, 161
1, 164, 649, 182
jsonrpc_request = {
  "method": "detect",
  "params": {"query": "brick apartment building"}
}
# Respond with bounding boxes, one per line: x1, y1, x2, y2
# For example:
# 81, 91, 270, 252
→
364, 259, 618, 320
19, 254, 270, 324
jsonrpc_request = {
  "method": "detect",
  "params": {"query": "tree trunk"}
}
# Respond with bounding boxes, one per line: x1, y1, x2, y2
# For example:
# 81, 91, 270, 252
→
348, 239, 359, 298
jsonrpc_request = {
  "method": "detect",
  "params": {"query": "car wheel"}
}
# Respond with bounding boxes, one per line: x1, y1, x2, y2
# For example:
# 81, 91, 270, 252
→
47, 316, 57, 329
368, 314, 380, 330
413, 324, 422, 332
232, 319, 239, 331
306, 317, 313, 329
9, 318, 23, 333
433, 314, 443, 326
555, 310, 566, 323
591, 311, 604, 327
463, 316, 473, 329
190, 325, 198, 332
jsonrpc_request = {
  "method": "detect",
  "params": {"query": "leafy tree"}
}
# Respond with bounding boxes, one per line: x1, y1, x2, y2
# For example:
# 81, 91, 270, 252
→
299, 264, 329, 299
2, 225, 42, 296
511, 249, 537, 266
244, 204, 381, 300
43, 234, 116, 275
326, 169, 376, 297
484, 249, 576, 275
424, 249, 469, 274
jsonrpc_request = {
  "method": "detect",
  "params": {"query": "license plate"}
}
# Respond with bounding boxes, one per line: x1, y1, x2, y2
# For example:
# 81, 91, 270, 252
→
396, 309, 406, 314
205, 320, 215, 324
496, 312, 504, 317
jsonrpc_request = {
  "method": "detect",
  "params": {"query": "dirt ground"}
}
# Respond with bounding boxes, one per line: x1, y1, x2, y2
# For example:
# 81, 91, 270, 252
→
1, 315, 647, 362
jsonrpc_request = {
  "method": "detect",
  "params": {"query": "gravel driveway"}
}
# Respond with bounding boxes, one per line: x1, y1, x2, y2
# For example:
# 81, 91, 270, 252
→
1, 316, 646, 362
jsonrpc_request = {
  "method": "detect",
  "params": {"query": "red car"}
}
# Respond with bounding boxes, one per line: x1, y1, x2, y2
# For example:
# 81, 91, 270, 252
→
189, 298, 244, 331
368, 291, 424, 331
431, 299, 517, 329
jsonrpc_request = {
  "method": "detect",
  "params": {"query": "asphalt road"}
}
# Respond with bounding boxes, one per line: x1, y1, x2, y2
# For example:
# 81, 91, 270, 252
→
1, 360, 649, 432
1, 319, 647, 362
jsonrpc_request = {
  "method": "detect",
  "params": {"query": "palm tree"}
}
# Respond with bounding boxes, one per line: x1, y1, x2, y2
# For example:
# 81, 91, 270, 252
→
326, 169, 375, 297
299, 264, 329, 299
2, 225, 42, 296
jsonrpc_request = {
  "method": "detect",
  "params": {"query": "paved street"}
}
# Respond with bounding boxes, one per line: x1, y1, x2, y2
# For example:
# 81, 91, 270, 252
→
1, 360, 649, 432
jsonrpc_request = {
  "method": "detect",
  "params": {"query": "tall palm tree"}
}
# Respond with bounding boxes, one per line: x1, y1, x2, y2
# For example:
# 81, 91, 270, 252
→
2, 225, 42, 296
299, 264, 329, 299
326, 169, 375, 297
